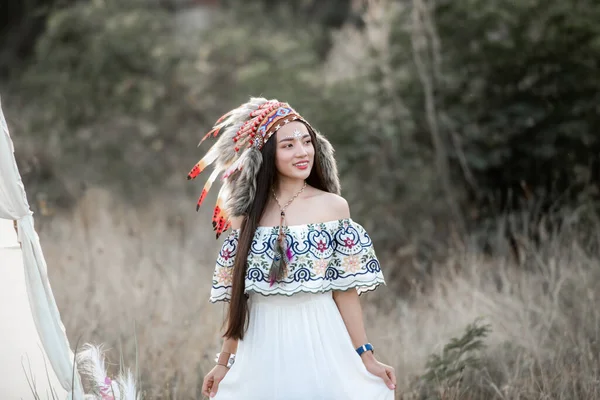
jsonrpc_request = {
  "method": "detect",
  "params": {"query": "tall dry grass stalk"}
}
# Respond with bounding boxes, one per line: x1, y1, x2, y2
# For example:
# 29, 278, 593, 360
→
38, 187, 600, 399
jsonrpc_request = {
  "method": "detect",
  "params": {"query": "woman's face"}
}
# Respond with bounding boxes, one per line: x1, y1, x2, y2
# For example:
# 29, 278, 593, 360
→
273, 121, 314, 181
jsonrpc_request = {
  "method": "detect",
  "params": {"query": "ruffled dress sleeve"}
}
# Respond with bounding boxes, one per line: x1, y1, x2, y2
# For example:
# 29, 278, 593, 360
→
324, 219, 385, 295
209, 219, 386, 301
240, 218, 386, 297
209, 229, 239, 303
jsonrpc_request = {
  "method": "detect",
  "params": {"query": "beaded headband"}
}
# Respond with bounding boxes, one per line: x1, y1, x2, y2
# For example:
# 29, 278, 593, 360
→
187, 97, 340, 239
233, 103, 309, 151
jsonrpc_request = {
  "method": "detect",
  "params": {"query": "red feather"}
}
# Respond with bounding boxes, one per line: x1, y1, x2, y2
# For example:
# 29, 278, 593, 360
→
199, 126, 222, 146
212, 205, 221, 229
187, 145, 219, 180
187, 164, 202, 180
195, 168, 220, 211
195, 189, 208, 211
215, 110, 232, 124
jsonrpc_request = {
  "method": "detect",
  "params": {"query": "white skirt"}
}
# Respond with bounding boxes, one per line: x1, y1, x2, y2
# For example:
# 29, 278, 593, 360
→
213, 291, 394, 400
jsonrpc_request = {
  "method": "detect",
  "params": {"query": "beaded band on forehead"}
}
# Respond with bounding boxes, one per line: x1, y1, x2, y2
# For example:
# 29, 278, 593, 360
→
232, 102, 311, 152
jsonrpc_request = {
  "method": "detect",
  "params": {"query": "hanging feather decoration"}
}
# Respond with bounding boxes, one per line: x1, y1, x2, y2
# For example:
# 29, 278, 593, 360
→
268, 212, 293, 286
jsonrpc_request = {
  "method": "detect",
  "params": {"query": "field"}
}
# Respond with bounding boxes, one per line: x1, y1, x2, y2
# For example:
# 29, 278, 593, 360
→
36, 187, 600, 399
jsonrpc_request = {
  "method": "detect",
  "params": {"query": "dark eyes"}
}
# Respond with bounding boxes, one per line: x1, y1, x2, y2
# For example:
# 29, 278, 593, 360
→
283, 139, 311, 148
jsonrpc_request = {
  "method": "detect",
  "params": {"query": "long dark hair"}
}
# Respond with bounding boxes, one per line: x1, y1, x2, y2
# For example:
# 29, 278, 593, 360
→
223, 126, 329, 340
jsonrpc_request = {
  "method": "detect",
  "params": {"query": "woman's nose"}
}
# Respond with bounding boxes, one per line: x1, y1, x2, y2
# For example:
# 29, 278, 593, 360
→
296, 143, 308, 156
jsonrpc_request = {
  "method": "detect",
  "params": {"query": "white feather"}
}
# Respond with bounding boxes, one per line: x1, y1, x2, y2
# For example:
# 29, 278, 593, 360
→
221, 148, 250, 180
76, 343, 140, 400
115, 369, 139, 400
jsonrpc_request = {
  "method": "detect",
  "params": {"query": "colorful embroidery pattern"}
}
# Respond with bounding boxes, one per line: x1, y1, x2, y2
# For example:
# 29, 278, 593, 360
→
209, 219, 386, 303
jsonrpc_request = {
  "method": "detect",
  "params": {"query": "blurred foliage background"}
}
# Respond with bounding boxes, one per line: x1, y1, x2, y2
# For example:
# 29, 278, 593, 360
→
4, 1, 600, 398
2, 0, 600, 283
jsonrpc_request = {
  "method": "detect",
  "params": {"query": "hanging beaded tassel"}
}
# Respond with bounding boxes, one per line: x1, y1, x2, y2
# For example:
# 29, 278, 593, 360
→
269, 211, 291, 286
269, 182, 306, 286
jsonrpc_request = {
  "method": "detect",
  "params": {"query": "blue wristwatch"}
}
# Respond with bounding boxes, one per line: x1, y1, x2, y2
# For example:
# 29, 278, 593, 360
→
356, 343, 374, 356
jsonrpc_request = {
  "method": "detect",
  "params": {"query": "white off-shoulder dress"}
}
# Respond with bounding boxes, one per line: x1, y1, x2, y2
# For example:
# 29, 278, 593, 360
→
209, 218, 393, 400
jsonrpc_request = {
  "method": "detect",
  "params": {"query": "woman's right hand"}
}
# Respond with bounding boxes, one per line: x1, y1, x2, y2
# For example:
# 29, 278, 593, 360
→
202, 364, 230, 398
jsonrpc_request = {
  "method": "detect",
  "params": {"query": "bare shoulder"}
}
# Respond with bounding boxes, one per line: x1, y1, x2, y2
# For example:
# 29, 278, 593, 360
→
307, 188, 350, 221
229, 215, 245, 230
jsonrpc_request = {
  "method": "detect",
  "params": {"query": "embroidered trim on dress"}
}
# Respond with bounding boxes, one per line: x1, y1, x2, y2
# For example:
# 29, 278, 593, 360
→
209, 219, 386, 303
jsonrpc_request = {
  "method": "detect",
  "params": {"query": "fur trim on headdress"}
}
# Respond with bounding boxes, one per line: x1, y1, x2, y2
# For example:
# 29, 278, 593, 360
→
187, 97, 340, 238
313, 130, 340, 195
227, 147, 263, 216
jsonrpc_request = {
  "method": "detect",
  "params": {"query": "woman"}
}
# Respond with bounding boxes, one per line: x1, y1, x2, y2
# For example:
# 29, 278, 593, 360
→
188, 98, 396, 399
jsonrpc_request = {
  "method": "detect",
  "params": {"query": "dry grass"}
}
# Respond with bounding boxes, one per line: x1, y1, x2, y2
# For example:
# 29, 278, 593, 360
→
38, 187, 227, 398
38, 187, 600, 399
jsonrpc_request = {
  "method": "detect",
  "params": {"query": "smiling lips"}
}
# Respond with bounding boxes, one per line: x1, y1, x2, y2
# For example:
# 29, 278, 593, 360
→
294, 160, 309, 170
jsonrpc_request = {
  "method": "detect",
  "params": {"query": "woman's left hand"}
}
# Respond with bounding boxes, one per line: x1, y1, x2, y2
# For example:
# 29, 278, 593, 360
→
362, 353, 396, 391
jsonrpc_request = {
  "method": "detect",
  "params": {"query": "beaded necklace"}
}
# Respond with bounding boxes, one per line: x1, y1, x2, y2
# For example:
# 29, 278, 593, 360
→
269, 181, 307, 285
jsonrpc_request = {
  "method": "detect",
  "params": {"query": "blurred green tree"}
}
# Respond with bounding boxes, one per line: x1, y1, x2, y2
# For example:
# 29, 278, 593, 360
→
5, 0, 600, 261
0, 0, 68, 76
9, 0, 204, 201
322, 0, 600, 250
222, 0, 362, 59
434, 0, 600, 215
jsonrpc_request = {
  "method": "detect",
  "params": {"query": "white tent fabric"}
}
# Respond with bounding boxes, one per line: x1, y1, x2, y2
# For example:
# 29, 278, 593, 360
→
0, 96, 84, 399
0, 220, 68, 399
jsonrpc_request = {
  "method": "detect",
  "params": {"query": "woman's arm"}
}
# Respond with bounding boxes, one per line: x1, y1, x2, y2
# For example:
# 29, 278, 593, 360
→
333, 289, 396, 390
204, 215, 244, 398
202, 326, 240, 398
332, 289, 371, 350
202, 337, 238, 398
217, 216, 243, 361
325, 193, 396, 390
219, 336, 238, 359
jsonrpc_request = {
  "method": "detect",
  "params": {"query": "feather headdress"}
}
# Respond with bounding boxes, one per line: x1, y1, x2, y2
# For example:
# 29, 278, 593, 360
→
187, 97, 340, 239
